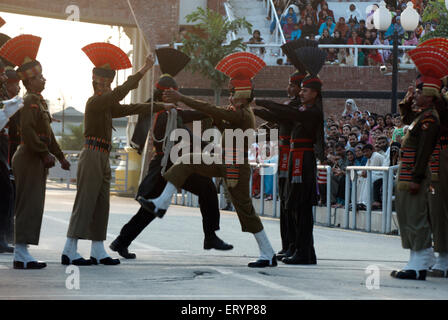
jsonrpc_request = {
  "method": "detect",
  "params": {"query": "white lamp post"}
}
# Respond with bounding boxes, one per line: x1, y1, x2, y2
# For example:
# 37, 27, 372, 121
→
374, 1, 420, 113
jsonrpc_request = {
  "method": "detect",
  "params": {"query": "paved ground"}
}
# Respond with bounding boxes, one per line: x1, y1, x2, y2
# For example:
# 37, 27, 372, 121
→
0, 189, 447, 300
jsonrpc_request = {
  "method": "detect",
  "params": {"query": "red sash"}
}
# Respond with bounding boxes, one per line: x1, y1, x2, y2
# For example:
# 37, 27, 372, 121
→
279, 135, 290, 178
290, 138, 313, 183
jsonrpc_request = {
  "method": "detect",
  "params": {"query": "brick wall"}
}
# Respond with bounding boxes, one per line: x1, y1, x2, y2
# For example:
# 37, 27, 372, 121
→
173, 65, 418, 116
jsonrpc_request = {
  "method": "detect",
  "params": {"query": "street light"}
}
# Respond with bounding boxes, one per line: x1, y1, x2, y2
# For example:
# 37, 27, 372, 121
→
373, 1, 420, 114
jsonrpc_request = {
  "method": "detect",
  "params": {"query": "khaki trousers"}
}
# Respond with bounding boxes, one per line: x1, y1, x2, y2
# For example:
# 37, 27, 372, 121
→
12, 145, 47, 245
395, 164, 432, 251
67, 149, 111, 241
163, 153, 263, 234
429, 149, 448, 253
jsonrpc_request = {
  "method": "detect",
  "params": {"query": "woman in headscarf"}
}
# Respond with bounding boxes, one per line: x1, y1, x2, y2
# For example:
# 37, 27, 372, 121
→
342, 99, 359, 117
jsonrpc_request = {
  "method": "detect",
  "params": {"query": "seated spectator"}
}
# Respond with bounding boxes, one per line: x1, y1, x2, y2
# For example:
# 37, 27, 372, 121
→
420, 22, 434, 37
338, 48, 354, 66
385, 16, 405, 41
285, 7, 298, 25
347, 18, 359, 37
384, 113, 394, 128
246, 30, 265, 55
270, 8, 284, 34
356, 39, 370, 66
347, 30, 362, 45
301, 15, 319, 38
301, 2, 318, 25
360, 130, 370, 144
342, 99, 359, 117
403, 31, 418, 46
346, 3, 362, 25
318, 1, 334, 24
335, 17, 349, 39
348, 132, 358, 148
391, 113, 405, 143
290, 23, 302, 40
358, 19, 367, 39
389, 142, 401, 166
342, 124, 352, 137
375, 135, 389, 158
367, 49, 384, 66
329, 142, 347, 207
351, 125, 361, 140
283, 17, 296, 40
319, 16, 336, 36
374, 31, 391, 64
328, 123, 340, 140
367, 114, 376, 129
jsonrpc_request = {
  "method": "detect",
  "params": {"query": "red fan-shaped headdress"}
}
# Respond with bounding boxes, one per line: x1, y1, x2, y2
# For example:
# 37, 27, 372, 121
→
215, 52, 265, 99
419, 37, 448, 51
408, 45, 448, 97
0, 34, 42, 80
0, 17, 5, 28
82, 42, 132, 83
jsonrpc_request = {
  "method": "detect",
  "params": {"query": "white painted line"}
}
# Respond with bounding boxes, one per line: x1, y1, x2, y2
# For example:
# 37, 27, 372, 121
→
208, 267, 325, 299
43, 214, 182, 253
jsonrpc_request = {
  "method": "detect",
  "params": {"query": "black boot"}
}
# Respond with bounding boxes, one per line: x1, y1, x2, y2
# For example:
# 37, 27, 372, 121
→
204, 235, 233, 251
110, 237, 136, 259
0, 240, 13, 253
390, 269, 427, 280
282, 248, 317, 265
248, 255, 278, 268
136, 196, 166, 218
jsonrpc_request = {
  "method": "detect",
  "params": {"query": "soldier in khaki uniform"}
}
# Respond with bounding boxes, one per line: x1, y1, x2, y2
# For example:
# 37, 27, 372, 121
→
62, 43, 167, 266
391, 66, 442, 280
0, 35, 71, 269
139, 52, 277, 268
427, 82, 448, 278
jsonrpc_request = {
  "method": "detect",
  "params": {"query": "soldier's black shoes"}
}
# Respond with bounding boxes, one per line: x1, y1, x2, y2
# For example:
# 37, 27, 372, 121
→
390, 269, 427, 280
248, 255, 277, 268
204, 237, 233, 251
13, 260, 47, 269
0, 243, 14, 253
61, 254, 92, 266
109, 239, 136, 259
137, 196, 166, 218
90, 256, 120, 265
427, 269, 448, 278
282, 253, 317, 265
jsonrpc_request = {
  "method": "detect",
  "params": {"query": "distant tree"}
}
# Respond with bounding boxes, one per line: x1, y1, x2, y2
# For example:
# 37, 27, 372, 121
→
419, 0, 448, 42
58, 123, 84, 151
178, 7, 252, 105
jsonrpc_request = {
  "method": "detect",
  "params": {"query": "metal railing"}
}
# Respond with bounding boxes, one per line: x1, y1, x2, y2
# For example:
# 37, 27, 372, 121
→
344, 165, 399, 233
264, 0, 287, 44
46, 149, 130, 193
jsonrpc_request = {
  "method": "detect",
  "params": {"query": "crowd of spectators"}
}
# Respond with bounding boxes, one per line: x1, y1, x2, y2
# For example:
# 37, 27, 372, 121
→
266, 0, 437, 66
318, 99, 405, 210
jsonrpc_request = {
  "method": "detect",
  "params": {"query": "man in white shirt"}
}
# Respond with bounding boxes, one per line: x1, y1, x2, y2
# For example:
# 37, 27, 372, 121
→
357, 144, 385, 209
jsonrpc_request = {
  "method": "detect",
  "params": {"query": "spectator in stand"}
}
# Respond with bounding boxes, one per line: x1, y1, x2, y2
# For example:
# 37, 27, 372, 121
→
357, 19, 367, 39
338, 48, 354, 66
403, 31, 418, 46
328, 123, 340, 140
290, 23, 302, 40
351, 125, 361, 140
342, 124, 352, 137
246, 30, 266, 55
346, 3, 362, 25
347, 30, 362, 45
357, 38, 371, 66
317, 163, 328, 206
375, 135, 389, 158
389, 142, 401, 166
270, 8, 284, 34
348, 132, 358, 148
301, 2, 318, 25
335, 17, 350, 39
360, 130, 370, 144
375, 115, 385, 130
392, 113, 405, 143
367, 48, 384, 66
370, 30, 378, 43
357, 144, 385, 210
318, 2, 334, 26
355, 144, 367, 166
301, 15, 319, 39
330, 142, 347, 207
420, 22, 434, 37
342, 99, 359, 117
319, 16, 336, 36
283, 17, 296, 40
374, 31, 391, 64
347, 18, 359, 37
385, 16, 405, 41
285, 7, 298, 24
384, 113, 394, 128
